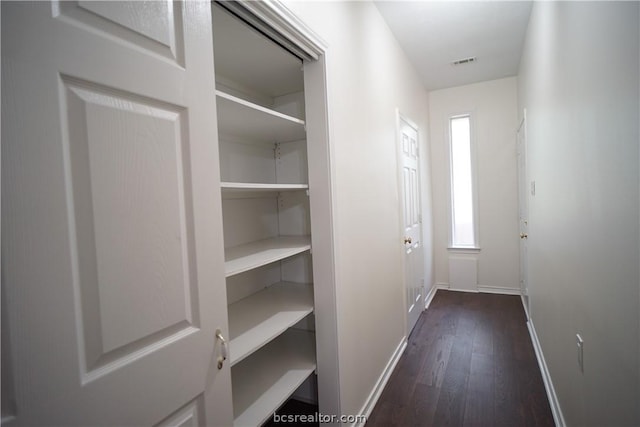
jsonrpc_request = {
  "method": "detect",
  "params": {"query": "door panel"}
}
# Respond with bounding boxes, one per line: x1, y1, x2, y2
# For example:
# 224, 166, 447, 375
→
2, 1, 231, 425
155, 396, 204, 427
54, 1, 184, 64
63, 79, 197, 370
400, 116, 423, 335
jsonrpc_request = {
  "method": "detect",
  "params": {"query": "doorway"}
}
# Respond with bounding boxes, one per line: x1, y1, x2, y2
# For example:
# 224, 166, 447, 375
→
517, 110, 530, 317
398, 113, 424, 335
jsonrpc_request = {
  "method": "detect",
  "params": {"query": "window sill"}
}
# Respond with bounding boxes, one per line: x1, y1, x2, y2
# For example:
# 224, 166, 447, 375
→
447, 246, 481, 253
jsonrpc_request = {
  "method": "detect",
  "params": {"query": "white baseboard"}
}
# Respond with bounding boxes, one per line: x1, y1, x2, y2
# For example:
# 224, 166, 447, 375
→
477, 285, 521, 295
437, 281, 477, 293
434, 282, 521, 296
353, 337, 407, 427
449, 288, 478, 293
520, 294, 530, 319
424, 284, 439, 309
526, 319, 566, 427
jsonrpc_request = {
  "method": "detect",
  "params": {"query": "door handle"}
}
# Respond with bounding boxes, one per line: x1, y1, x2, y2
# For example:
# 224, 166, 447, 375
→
520, 233, 528, 239
216, 329, 228, 369
404, 237, 412, 244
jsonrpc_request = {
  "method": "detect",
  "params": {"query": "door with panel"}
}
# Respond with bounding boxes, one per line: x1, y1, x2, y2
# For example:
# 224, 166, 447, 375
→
517, 113, 530, 317
1, 1, 231, 425
399, 116, 424, 335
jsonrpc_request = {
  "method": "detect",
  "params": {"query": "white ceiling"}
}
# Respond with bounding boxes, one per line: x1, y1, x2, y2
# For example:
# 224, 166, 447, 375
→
374, 1, 533, 91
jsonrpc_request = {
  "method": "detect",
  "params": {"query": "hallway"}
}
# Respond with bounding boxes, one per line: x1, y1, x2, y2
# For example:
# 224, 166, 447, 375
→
2, 2, 637, 424
366, 290, 554, 426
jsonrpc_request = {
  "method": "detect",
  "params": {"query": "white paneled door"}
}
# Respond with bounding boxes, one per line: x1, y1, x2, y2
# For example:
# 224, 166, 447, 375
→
517, 112, 530, 317
2, 2, 232, 425
399, 116, 424, 335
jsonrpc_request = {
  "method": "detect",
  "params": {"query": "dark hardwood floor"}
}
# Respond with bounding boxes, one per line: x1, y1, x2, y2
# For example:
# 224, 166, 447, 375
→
366, 290, 554, 427
265, 399, 319, 426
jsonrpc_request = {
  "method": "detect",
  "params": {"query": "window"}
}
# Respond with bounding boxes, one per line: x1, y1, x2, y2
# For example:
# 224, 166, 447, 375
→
449, 114, 478, 248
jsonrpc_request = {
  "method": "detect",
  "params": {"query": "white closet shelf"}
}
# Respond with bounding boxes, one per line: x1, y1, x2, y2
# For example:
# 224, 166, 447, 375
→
229, 282, 314, 366
221, 182, 308, 193
216, 90, 306, 144
225, 236, 311, 277
232, 329, 316, 427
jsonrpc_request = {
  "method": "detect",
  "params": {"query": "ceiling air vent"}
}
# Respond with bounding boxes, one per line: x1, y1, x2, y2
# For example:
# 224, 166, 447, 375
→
452, 56, 477, 66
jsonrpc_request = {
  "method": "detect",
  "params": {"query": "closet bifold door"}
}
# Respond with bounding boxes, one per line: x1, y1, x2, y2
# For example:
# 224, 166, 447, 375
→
211, 3, 317, 426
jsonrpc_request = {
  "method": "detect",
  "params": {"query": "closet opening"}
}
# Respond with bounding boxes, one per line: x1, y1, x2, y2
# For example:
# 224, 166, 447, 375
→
211, 1, 339, 424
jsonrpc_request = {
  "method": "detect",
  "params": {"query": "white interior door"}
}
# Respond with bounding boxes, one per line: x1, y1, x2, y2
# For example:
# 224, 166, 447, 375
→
399, 115, 424, 335
517, 112, 530, 317
1, 2, 232, 425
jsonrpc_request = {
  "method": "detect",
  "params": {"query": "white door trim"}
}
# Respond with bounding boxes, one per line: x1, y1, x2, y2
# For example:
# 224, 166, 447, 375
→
218, 0, 328, 60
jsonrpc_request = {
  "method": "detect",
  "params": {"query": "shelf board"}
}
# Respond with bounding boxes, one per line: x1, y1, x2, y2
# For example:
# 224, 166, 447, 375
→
216, 91, 306, 144
229, 282, 314, 366
232, 329, 316, 427
225, 236, 311, 278
221, 182, 308, 193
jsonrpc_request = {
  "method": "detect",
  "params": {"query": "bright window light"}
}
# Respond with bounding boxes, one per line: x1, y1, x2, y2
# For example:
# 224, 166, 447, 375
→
449, 115, 476, 247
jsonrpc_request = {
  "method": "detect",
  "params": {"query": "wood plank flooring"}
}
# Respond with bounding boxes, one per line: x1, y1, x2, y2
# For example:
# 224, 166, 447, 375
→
366, 290, 554, 427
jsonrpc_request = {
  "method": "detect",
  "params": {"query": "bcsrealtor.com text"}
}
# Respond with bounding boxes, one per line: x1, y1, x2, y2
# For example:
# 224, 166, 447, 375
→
272, 412, 367, 424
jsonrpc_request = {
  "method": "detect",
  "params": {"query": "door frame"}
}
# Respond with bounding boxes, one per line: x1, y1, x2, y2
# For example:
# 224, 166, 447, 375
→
395, 109, 425, 337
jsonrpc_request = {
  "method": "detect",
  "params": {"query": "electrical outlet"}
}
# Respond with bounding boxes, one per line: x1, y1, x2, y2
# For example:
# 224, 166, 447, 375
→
576, 334, 584, 373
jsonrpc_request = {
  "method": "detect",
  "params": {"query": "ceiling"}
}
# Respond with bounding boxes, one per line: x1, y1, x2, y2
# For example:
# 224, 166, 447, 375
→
374, 1, 533, 91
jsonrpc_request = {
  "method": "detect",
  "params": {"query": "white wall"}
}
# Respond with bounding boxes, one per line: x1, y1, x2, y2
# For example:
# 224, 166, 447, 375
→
283, 0, 434, 417
518, 2, 639, 425
429, 77, 520, 292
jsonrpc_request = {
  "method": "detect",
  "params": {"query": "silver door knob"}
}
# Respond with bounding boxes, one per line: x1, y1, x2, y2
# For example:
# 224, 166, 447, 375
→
520, 233, 528, 239
216, 329, 227, 369
404, 237, 412, 244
